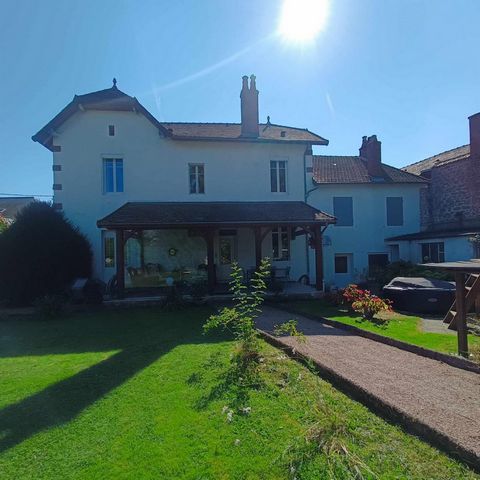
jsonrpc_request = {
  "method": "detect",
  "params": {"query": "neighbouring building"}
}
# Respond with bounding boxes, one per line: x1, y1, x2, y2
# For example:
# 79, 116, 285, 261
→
32, 77, 425, 293
306, 136, 426, 287
395, 113, 480, 263
0, 196, 35, 224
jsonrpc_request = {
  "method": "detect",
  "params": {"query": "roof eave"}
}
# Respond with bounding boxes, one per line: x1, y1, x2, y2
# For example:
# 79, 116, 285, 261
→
168, 135, 328, 145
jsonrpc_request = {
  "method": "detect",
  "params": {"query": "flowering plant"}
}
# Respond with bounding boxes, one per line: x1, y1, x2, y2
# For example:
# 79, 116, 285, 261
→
342, 284, 364, 304
343, 284, 393, 321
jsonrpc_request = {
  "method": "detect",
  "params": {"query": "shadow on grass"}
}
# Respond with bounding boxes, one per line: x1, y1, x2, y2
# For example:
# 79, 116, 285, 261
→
191, 352, 263, 411
0, 306, 226, 453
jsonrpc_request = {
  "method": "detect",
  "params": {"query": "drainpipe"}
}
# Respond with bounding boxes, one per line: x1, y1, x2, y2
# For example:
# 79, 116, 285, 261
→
304, 146, 317, 281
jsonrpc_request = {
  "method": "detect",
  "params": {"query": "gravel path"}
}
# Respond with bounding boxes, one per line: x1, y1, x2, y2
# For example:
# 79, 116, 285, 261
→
256, 306, 480, 466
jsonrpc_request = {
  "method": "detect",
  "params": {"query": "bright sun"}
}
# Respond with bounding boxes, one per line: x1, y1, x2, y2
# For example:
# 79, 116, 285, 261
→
278, 0, 329, 43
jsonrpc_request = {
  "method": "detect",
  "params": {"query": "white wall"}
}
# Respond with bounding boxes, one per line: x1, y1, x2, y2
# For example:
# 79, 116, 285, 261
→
307, 183, 423, 288
394, 236, 476, 265
51, 110, 308, 280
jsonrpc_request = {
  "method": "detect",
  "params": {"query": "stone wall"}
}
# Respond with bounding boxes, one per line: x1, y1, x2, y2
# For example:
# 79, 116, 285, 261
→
421, 156, 480, 230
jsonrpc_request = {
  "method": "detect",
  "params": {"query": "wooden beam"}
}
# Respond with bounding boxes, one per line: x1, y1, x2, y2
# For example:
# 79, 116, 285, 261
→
254, 227, 262, 268
454, 272, 468, 357
313, 225, 323, 291
206, 229, 216, 294
116, 229, 125, 297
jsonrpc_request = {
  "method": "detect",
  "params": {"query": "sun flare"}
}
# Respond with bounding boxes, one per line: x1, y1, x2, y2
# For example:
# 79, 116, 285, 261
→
278, 0, 329, 43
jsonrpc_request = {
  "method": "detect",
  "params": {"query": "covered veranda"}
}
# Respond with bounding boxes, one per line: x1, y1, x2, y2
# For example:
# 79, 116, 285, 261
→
97, 201, 335, 296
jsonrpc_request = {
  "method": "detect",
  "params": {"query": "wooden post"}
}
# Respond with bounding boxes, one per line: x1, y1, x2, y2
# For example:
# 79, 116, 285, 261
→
206, 229, 215, 294
116, 229, 125, 297
254, 226, 262, 268
454, 272, 468, 357
313, 225, 323, 291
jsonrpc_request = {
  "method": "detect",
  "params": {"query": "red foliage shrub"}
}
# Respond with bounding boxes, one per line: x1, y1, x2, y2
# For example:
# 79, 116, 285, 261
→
343, 284, 393, 321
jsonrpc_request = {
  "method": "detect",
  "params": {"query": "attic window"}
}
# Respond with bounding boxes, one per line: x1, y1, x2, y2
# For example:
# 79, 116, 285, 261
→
280, 131, 286, 138
108, 125, 115, 136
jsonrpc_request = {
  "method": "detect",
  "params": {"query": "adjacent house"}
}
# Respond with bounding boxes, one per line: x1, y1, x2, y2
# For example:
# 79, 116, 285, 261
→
397, 113, 480, 263
306, 136, 426, 286
32, 76, 425, 293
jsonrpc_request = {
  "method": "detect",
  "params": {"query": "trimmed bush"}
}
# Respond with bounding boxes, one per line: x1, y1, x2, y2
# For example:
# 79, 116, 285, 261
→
370, 260, 452, 286
0, 202, 92, 305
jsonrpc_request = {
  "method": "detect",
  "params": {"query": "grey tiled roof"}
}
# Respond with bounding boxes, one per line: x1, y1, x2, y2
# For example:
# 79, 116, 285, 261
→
97, 202, 336, 228
33, 86, 328, 149
312, 156, 427, 184
402, 145, 470, 176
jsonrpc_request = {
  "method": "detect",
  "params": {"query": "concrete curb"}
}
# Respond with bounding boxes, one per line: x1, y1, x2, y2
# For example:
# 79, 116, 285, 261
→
270, 303, 480, 375
258, 329, 480, 472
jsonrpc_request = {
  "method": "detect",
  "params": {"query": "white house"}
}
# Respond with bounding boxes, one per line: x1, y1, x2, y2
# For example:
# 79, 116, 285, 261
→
305, 136, 426, 287
32, 76, 425, 293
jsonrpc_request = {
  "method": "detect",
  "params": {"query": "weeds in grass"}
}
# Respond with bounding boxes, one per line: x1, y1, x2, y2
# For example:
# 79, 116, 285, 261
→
282, 404, 378, 480
470, 343, 480, 364
274, 319, 306, 343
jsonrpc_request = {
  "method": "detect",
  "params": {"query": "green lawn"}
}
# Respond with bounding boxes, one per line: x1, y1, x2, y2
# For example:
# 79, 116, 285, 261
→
0, 307, 477, 479
279, 300, 480, 356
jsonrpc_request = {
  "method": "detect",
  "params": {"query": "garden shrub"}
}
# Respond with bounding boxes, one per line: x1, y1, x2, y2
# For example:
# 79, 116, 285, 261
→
343, 284, 393, 321
0, 216, 8, 234
33, 294, 67, 319
370, 260, 452, 286
0, 202, 93, 305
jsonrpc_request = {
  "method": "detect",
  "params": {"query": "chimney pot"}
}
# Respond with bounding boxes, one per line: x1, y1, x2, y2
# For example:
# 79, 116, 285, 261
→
359, 135, 383, 178
240, 75, 259, 137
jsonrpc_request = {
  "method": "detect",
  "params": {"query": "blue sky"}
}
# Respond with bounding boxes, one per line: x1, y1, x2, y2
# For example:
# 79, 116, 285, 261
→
1, 0, 479, 198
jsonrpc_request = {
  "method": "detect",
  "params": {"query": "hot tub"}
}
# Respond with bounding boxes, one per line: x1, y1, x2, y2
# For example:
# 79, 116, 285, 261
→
383, 277, 455, 314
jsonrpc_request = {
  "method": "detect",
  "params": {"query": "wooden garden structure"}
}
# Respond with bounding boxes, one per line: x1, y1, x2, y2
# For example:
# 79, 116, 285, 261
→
423, 260, 480, 357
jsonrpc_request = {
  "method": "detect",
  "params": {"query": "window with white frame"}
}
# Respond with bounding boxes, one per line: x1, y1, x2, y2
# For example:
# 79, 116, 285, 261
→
272, 227, 290, 260
270, 160, 287, 193
103, 158, 123, 193
189, 163, 205, 194
421, 242, 445, 263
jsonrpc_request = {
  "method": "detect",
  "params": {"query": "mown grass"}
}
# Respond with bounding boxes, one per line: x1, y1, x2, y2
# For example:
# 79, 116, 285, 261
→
281, 300, 480, 356
0, 306, 477, 479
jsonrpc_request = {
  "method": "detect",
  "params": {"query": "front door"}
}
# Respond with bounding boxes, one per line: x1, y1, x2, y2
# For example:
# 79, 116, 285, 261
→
217, 234, 237, 282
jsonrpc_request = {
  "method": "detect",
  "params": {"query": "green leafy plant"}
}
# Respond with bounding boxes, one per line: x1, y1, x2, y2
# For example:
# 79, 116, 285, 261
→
0, 216, 8, 234
204, 258, 271, 371
273, 319, 306, 343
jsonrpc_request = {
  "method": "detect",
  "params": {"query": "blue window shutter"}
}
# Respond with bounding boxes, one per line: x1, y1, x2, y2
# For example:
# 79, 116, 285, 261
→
386, 197, 403, 226
115, 159, 124, 192
104, 159, 114, 193
333, 197, 353, 226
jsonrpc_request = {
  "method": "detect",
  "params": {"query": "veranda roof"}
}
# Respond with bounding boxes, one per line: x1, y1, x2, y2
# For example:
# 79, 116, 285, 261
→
97, 201, 336, 229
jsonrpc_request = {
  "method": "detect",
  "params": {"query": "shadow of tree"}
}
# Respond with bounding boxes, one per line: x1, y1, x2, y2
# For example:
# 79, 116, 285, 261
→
0, 306, 225, 453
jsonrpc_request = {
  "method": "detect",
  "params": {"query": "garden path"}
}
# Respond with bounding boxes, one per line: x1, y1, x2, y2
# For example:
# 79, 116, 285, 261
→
256, 306, 480, 470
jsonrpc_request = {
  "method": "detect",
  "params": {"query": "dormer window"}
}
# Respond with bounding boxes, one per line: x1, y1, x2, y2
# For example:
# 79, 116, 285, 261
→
108, 125, 115, 136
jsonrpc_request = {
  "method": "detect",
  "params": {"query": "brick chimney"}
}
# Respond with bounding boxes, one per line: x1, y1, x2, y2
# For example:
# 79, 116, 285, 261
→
240, 74, 259, 137
469, 112, 480, 159
359, 135, 383, 177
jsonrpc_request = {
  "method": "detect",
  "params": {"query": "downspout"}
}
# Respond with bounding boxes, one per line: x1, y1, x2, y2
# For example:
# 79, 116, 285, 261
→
304, 145, 318, 280
303, 147, 310, 279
